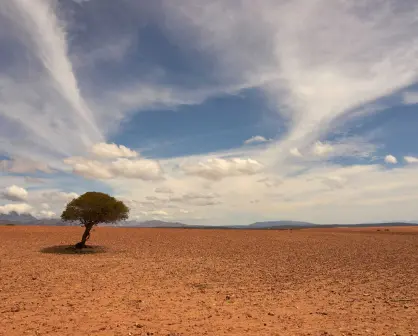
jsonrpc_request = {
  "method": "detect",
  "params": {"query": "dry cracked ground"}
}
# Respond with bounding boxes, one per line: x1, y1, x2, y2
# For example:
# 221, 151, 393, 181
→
0, 226, 417, 336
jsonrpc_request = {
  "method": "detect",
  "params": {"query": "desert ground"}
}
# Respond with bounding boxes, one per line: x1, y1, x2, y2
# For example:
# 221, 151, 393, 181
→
0, 226, 417, 336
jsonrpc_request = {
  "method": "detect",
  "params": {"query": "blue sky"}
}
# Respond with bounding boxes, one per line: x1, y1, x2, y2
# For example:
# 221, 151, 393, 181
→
0, 0, 418, 225
112, 88, 280, 158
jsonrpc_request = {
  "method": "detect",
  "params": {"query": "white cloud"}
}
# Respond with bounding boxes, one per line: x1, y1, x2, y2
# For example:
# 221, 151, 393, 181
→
38, 210, 56, 218
131, 191, 221, 208
312, 141, 334, 156
181, 157, 263, 180
289, 147, 302, 157
402, 91, 418, 105
111, 158, 163, 180
0, 203, 32, 215
170, 192, 221, 206
258, 177, 282, 188
2, 185, 28, 202
2, 1, 418, 226
155, 186, 173, 194
321, 175, 346, 190
100, 154, 418, 225
41, 203, 50, 209
163, 0, 418, 151
244, 135, 269, 145
146, 210, 168, 216
91, 142, 138, 159
139, 210, 169, 219
42, 191, 79, 203
384, 155, 397, 164
63, 157, 114, 179
64, 156, 163, 181
404, 156, 418, 163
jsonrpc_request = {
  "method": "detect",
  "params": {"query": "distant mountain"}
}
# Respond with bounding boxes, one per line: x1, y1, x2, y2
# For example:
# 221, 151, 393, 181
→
1, 213, 417, 229
247, 221, 418, 229
0, 212, 72, 226
0, 211, 38, 224
0, 214, 186, 228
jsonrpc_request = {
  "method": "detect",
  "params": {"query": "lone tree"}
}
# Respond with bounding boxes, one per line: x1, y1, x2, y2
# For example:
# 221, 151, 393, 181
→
61, 192, 129, 249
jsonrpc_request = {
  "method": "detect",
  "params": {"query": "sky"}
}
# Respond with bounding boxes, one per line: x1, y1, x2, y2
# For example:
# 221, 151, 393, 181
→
1, 0, 418, 225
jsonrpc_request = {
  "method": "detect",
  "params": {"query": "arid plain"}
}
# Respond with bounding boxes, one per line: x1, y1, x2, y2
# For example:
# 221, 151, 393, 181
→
0, 226, 417, 336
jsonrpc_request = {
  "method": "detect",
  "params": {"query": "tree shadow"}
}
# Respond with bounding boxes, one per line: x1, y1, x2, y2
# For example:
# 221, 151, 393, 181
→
40, 245, 107, 255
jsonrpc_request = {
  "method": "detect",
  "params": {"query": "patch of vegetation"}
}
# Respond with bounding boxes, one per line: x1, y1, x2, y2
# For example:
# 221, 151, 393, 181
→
61, 191, 129, 249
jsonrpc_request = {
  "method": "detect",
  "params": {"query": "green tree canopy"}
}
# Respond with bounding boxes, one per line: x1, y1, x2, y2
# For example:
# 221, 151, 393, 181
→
61, 192, 129, 248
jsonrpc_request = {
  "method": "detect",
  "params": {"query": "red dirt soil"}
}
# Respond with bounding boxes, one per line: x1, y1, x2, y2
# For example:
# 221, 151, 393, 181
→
0, 226, 417, 336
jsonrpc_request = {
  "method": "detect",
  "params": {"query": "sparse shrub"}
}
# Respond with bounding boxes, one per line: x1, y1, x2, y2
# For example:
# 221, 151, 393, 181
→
61, 192, 129, 249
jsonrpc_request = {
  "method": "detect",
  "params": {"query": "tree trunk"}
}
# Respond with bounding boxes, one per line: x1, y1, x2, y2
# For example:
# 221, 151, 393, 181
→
75, 224, 93, 249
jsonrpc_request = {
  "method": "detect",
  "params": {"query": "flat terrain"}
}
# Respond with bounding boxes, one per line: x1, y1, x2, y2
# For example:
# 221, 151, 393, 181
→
0, 226, 417, 336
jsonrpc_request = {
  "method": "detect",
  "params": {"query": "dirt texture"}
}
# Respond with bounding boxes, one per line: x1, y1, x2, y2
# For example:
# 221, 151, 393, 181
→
0, 226, 417, 336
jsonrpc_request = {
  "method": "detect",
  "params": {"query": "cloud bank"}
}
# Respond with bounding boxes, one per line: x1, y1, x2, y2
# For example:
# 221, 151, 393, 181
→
1, 1, 418, 224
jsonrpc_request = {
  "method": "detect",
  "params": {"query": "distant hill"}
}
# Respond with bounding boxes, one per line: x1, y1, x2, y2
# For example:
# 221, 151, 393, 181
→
0, 213, 186, 228
247, 221, 418, 229
1, 212, 417, 229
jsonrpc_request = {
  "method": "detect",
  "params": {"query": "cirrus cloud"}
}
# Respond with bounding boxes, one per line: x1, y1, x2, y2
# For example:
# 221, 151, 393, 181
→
0, 157, 52, 174
2, 0, 418, 226
402, 91, 418, 105
244, 135, 270, 145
